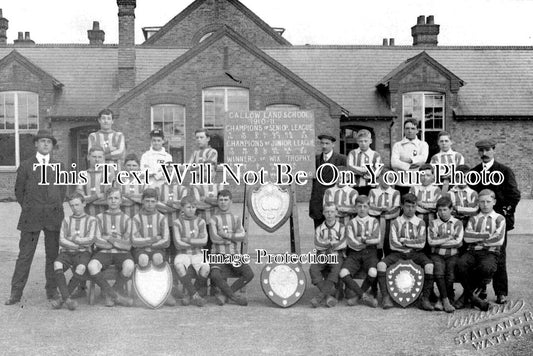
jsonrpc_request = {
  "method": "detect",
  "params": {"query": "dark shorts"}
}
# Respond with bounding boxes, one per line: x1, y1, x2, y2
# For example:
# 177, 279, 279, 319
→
91, 251, 133, 269
381, 251, 433, 268
309, 252, 344, 285
341, 248, 378, 276
430, 254, 458, 279
133, 248, 166, 263
210, 261, 254, 279
56, 251, 92, 270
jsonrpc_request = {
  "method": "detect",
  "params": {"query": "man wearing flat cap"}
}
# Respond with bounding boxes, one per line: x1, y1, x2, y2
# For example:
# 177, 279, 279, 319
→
470, 138, 520, 305
5, 129, 66, 305
309, 133, 346, 228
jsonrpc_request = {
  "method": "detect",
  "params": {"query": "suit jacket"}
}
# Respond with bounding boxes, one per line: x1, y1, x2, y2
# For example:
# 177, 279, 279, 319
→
15, 156, 66, 232
470, 161, 521, 230
309, 152, 346, 220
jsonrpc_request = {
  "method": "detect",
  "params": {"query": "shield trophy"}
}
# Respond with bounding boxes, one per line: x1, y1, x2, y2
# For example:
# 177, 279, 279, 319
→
261, 263, 307, 308
133, 262, 173, 309
247, 183, 293, 233
386, 259, 424, 308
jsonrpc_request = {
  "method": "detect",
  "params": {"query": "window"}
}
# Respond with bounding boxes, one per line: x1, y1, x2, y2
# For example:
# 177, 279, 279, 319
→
402, 92, 444, 157
0, 92, 39, 168
151, 104, 185, 163
266, 104, 300, 111
199, 32, 214, 43
202, 87, 249, 162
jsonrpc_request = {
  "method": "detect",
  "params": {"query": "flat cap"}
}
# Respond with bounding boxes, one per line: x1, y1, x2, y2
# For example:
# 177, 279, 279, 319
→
318, 133, 336, 142
475, 138, 496, 149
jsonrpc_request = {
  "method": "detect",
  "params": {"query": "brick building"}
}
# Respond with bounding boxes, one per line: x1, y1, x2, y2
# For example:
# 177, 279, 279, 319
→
0, 0, 531, 200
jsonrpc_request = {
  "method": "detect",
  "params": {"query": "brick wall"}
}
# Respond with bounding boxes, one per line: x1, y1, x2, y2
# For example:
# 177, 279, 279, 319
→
150, 0, 285, 47
113, 36, 337, 202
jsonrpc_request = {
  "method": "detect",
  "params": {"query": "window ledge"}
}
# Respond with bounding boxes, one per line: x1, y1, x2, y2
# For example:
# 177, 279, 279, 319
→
0, 167, 17, 173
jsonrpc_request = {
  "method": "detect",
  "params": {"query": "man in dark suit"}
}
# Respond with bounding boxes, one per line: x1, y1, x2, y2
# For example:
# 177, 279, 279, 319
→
5, 129, 66, 305
309, 133, 346, 228
470, 138, 521, 305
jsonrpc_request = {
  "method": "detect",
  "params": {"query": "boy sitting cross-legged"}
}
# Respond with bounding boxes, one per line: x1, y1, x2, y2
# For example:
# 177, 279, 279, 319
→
340, 195, 380, 308
309, 203, 346, 308
51, 193, 97, 310
428, 196, 464, 313
377, 193, 435, 311
173, 196, 209, 307
209, 190, 253, 306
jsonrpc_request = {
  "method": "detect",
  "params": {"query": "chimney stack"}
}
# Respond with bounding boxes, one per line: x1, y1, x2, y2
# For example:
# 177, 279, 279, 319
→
117, 0, 136, 91
0, 9, 8, 45
88, 21, 105, 45
411, 15, 439, 46
382, 38, 388, 46
389, 38, 395, 46
14, 31, 35, 46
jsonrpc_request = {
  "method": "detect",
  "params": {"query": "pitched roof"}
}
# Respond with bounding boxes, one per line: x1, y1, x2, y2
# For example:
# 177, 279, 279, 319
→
142, 0, 290, 46
0, 44, 531, 118
110, 26, 343, 116
0, 50, 63, 88
264, 45, 533, 117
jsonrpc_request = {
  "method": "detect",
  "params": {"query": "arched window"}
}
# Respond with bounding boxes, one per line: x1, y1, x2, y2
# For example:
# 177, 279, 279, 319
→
151, 104, 186, 163
0, 92, 39, 168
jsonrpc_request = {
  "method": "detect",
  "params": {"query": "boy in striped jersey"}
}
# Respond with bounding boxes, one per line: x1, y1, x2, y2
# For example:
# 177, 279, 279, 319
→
449, 165, 479, 228
309, 203, 346, 308
209, 190, 252, 306
430, 131, 465, 193
455, 189, 505, 311
369, 168, 401, 258
410, 163, 442, 234
51, 193, 97, 310
377, 193, 435, 310
346, 129, 382, 196
323, 176, 358, 226
88, 109, 125, 169
188, 129, 218, 172
340, 196, 380, 308
428, 196, 464, 313
119, 154, 144, 218
87, 188, 134, 307
173, 196, 209, 307
132, 188, 175, 306
77, 146, 114, 216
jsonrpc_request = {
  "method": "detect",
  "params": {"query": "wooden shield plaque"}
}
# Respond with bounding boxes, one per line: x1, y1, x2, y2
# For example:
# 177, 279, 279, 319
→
261, 263, 306, 308
133, 262, 173, 309
386, 259, 424, 308
247, 183, 293, 233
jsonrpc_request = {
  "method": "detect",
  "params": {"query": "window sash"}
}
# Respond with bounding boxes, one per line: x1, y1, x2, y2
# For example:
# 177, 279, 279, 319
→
0, 92, 39, 168
402, 92, 445, 141
151, 104, 186, 163
202, 87, 249, 128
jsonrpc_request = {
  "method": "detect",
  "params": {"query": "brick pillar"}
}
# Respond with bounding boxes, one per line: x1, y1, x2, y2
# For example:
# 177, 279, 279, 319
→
117, 0, 136, 91
0, 9, 8, 46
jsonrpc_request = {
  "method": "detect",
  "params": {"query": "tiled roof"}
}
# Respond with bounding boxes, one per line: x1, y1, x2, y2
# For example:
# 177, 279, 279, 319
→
264, 46, 533, 117
0, 45, 531, 118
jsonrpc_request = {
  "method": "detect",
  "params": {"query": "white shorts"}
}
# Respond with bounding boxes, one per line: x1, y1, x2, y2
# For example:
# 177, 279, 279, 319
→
174, 253, 209, 274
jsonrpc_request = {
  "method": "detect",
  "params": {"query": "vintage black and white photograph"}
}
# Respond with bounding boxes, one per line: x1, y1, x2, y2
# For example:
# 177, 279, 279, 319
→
1, 0, 532, 355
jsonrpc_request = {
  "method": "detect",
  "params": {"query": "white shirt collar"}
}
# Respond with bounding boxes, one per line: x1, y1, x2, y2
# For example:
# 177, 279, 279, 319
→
483, 159, 494, 170
400, 136, 421, 145
36, 152, 50, 164
323, 150, 333, 161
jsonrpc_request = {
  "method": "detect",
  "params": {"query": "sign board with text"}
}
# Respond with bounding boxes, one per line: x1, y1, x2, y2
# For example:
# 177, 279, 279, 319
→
224, 111, 316, 178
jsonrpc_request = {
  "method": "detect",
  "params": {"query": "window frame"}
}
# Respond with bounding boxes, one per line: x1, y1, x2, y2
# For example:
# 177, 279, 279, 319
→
201, 87, 250, 129
401, 91, 445, 142
0, 91, 39, 169
150, 103, 186, 163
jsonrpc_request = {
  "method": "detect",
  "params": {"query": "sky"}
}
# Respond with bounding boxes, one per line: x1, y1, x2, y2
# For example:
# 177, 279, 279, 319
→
1, 0, 532, 46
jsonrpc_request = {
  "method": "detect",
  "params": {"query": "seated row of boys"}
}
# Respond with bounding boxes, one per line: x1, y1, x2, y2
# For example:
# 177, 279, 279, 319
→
311, 183, 504, 313
52, 187, 253, 310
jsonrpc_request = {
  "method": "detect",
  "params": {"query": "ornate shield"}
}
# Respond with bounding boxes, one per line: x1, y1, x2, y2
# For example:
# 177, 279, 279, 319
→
386, 259, 424, 308
247, 183, 293, 233
133, 262, 173, 309
261, 263, 306, 308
